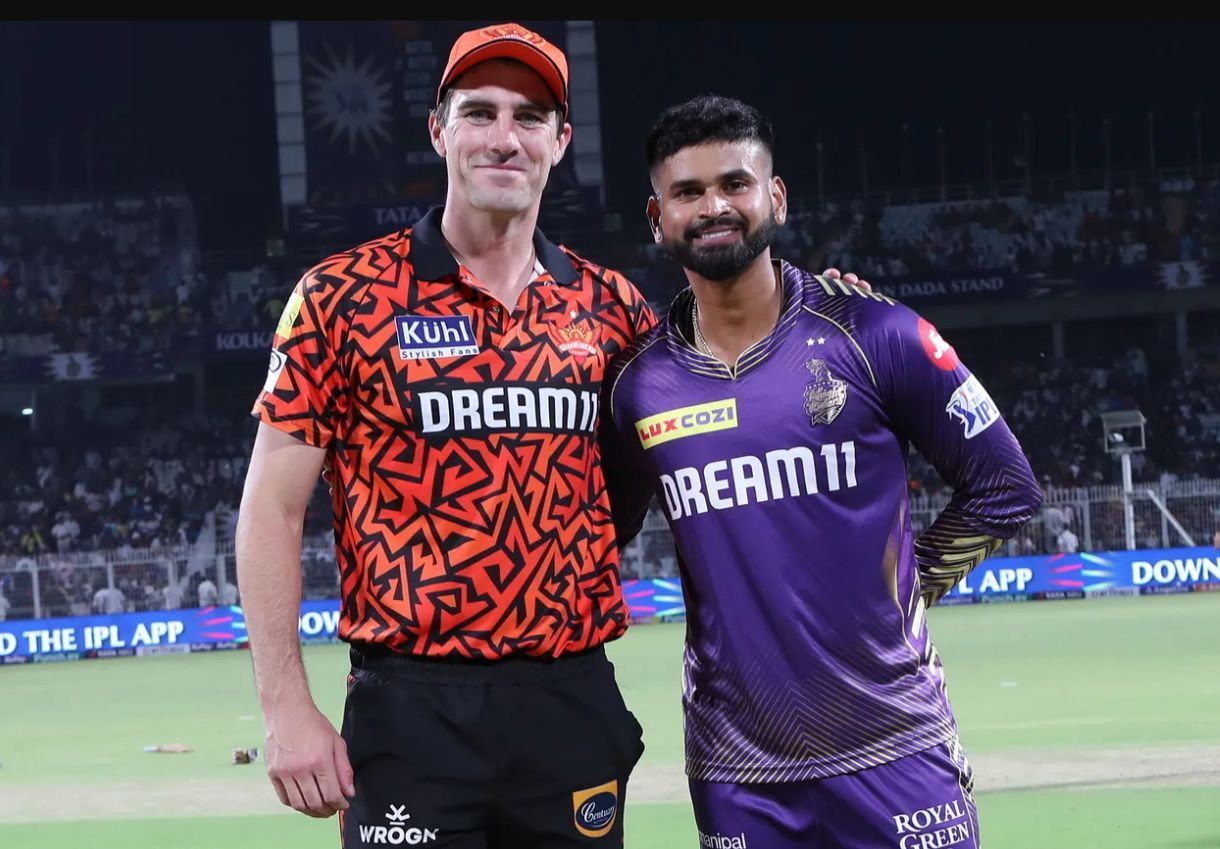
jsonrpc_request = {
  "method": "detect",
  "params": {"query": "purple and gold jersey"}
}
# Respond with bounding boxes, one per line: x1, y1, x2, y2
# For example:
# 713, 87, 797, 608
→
602, 261, 1041, 783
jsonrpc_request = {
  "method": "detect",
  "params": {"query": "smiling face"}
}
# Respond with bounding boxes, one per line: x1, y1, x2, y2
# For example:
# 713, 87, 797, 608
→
429, 59, 572, 216
648, 140, 787, 282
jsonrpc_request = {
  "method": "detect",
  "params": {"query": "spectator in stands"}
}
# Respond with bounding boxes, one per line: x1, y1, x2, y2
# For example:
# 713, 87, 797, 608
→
141, 580, 163, 612
40, 576, 72, 618
51, 512, 80, 553
1, 405, 258, 557
1056, 524, 1080, 554
219, 579, 239, 606
163, 579, 183, 611
198, 574, 218, 608
0, 198, 202, 355
0, 582, 10, 621
20, 529, 46, 555
92, 583, 126, 614
1043, 504, 1068, 551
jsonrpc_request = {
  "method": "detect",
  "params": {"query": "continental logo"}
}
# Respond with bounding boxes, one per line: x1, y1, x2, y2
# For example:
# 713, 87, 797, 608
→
635, 399, 737, 449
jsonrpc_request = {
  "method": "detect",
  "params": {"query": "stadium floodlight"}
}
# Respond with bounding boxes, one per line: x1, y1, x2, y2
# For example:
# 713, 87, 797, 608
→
1101, 410, 1146, 551
1101, 410, 1146, 455
21, 407, 33, 416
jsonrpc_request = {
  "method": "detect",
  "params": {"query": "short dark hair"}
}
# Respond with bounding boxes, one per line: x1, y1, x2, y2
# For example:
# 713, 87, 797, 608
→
645, 95, 775, 175
433, 87, 459, 127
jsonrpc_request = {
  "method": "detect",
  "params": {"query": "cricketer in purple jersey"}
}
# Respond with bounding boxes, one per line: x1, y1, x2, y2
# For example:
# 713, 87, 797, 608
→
597, 93, 1043, 848
605, 262, 1042, 785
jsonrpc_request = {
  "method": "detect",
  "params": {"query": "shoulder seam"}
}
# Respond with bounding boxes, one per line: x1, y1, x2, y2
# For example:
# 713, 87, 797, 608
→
801, 304, 878, 389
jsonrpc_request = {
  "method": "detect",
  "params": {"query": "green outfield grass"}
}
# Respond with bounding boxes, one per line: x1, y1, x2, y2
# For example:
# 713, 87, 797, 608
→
2, 593, 1218, 848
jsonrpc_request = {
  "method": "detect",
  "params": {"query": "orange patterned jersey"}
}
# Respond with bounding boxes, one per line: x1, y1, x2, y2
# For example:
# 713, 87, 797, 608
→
252, 208, 656, 659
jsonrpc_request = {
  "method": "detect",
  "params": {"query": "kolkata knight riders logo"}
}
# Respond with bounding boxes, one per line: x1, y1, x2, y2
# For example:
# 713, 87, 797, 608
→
803, 358, 847, 426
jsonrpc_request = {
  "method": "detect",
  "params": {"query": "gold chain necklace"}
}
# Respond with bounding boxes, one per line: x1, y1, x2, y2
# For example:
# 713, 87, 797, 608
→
691, 300, 726, 367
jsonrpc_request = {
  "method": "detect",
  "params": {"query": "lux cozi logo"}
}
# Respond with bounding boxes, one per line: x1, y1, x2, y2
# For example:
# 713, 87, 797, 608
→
635, 399, 738, 449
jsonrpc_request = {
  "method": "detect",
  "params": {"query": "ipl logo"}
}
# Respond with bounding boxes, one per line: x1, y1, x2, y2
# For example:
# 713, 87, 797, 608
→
945, 375, 998, 440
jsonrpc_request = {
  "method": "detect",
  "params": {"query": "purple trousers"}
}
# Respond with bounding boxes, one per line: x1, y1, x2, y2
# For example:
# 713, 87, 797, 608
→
688, 740, 980, 849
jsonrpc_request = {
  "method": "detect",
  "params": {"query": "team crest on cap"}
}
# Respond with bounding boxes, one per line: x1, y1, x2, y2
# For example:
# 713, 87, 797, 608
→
481, 23, 545, 46
803, 359, 847, 426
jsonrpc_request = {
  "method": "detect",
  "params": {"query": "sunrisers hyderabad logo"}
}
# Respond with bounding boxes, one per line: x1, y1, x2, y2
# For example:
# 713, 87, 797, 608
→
552, 322, 599, 360
482, 24, 547, 47
572, 780, 618, 838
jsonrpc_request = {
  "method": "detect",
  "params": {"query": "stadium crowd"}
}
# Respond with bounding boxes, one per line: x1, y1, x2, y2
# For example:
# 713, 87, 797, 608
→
2, 182, 1218, 614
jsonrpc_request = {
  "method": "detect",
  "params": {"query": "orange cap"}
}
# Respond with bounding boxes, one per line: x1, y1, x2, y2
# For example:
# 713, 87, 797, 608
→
437, 23, 569, 118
